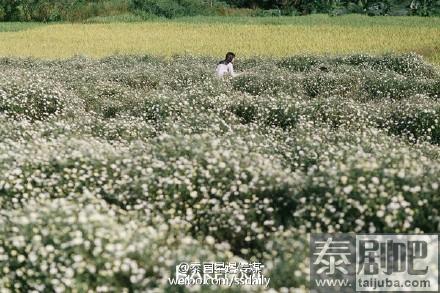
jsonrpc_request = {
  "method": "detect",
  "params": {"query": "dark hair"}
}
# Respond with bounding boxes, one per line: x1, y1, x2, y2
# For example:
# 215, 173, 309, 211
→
219, 52, 235, 65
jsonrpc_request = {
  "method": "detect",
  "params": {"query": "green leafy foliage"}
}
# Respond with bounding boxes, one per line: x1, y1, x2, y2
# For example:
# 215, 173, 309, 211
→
0, 0, 131, 21
1, 0, 440, 21
131, 0, 217, 17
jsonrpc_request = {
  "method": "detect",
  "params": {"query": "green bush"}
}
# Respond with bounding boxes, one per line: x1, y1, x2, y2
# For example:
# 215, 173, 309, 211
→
362, 71, 415, 100
255, 8, 281, 16
0, 78, 65, 120
386, 98, 440, 144
0, 0, 130, 22
303, 70, 359, 98
0, 6, 5, 20
232, 67, 303, 96
131, 0, 214, 18
1, 0, 440, 21
0, 194, 238, 291
278, 55, 322, 72
223, 0, 440, 16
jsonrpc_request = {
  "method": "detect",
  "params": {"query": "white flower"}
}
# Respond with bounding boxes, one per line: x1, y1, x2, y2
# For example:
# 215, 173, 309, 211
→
343, 185, 353, 194
205, 236, 215, 245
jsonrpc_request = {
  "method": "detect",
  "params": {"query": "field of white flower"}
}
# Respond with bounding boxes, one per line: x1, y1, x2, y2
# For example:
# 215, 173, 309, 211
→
0, 53, 439, 292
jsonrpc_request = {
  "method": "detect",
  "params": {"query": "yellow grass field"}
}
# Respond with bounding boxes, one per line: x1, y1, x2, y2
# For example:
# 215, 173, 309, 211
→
0, 15, 440, 63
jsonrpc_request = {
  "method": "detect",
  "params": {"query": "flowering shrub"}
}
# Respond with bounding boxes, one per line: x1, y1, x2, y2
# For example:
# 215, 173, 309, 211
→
0, 53, 439, 291
0, 76, 65, 120
232, 65, 304, 96
0, 194, 240, 292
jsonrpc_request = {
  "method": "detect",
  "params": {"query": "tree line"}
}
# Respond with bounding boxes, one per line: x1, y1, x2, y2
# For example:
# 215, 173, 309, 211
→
234, 0, 440, 16
0, 0, 439, 21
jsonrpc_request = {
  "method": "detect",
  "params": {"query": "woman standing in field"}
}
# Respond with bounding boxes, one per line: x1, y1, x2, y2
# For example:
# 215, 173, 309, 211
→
216, 52, 240, 78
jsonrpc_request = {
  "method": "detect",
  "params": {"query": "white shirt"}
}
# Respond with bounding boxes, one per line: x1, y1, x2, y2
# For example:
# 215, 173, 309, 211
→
215, 62, 238, 77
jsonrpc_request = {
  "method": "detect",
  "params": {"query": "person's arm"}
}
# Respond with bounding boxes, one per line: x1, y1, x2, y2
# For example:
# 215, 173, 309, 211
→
228, 63, 239, 77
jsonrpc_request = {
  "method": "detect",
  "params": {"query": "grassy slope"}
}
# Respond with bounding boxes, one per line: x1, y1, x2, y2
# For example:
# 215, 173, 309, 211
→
172, 14, 440, 27
0, 15, 439, 63
0, 22, 43, 32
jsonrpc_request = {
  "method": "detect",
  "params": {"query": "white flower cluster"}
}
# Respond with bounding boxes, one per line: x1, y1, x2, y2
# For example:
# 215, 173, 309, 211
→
0, 53, 439, 291
0, 193, 243, 292
0, 74, 66, 120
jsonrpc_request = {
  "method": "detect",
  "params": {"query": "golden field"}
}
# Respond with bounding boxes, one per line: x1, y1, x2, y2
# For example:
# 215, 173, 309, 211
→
0, 15, 439, 62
